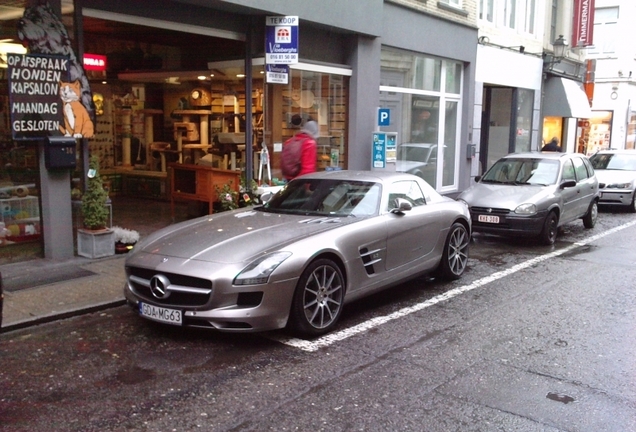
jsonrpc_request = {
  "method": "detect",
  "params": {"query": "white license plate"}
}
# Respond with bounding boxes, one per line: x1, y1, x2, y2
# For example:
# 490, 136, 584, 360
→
478, 214, 500, 224
139, 302, 183, 325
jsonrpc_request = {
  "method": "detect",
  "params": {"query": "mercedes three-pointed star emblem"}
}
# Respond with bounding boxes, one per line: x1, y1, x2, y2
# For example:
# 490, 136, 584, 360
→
149, 274, 171, 299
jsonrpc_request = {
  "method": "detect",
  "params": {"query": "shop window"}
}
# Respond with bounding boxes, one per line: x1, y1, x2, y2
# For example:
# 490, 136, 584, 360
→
446, 62, 463, 94
443, 101, 458, 187
266, 67, 349, 181
0, 83, 43, 259
413, 58, 441, 92
576, 111, 612, 155
380, 48, 464, 192
627, 112, 636, 150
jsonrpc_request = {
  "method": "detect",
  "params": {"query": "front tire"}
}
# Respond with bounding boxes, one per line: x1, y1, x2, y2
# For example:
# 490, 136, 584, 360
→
539, 211, 558, 245
629, 193, 636, 213
583, 200, 598, 229
289, 259, 345, 337
435, 222, 469, 280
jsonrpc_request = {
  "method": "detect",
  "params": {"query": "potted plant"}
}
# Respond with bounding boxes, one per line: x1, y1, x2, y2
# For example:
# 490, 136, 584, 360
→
77, 156, 115, 258
112, 226, 140, 254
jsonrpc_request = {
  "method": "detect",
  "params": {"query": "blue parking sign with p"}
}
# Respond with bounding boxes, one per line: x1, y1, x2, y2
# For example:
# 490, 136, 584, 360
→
378, 108, 390, 126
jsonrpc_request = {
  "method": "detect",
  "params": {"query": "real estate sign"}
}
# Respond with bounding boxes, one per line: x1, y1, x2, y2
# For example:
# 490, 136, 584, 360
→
265, 16, 299, 64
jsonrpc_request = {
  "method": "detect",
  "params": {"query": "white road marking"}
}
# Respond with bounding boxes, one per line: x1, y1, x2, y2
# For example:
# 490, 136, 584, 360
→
270, 220, 636, 352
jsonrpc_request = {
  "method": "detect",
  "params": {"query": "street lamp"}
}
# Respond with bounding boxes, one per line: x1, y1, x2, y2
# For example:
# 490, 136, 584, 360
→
544, 35, 568, 70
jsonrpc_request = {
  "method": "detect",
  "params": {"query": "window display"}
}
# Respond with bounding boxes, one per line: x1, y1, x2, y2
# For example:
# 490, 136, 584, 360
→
380, 48, 463, 191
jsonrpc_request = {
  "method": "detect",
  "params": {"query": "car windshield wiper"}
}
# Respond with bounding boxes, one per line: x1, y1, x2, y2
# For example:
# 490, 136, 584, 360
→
480, 179, 506, 184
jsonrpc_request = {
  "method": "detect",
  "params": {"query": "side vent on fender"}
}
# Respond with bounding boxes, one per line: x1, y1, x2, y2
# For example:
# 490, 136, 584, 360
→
359, 247, 382, 275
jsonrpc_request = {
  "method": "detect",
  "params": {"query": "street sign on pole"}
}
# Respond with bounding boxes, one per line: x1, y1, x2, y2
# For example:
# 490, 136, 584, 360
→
378, 108, 390, 126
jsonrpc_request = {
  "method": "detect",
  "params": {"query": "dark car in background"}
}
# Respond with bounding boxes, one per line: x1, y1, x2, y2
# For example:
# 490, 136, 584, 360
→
589, 149, 636, 213
458, 152, 599, 245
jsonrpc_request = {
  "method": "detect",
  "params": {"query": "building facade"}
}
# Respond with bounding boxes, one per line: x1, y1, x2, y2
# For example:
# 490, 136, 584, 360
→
0, 0, 477, 262
472, 0, 594, 177
583, 0, 636, 153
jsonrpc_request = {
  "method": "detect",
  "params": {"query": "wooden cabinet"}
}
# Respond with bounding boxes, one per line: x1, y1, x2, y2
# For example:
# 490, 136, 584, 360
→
169, 163, 240, 217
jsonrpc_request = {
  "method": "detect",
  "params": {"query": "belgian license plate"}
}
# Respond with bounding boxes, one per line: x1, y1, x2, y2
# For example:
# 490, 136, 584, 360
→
139, 302, 182, 325
478, 214, 500, 224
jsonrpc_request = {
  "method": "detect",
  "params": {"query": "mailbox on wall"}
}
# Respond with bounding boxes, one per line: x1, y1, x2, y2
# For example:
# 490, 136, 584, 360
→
45, 136, 77, 170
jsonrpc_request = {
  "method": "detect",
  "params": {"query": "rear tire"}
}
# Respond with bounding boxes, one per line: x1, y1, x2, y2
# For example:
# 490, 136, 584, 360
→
434, 222, 469, 280
583, 200, 598, 229
539, 211, 558, 245
288, 259, 345, 337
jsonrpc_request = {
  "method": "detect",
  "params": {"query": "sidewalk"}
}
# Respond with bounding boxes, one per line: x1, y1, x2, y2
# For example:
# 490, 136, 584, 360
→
0, 253, 128, 333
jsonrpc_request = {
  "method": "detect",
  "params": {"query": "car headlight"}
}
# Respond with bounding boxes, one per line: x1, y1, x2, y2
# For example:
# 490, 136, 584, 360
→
234, 251, 292, 285
457, 198, 469, 208
606, 182, 632, 189
514, 203, 537, 215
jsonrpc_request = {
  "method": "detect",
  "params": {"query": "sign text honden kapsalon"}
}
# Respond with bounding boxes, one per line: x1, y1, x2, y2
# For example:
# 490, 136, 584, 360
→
7, 54, 68, 135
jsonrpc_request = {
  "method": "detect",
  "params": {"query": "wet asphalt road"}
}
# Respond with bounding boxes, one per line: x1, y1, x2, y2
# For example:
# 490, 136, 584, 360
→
1, 209, 635, 431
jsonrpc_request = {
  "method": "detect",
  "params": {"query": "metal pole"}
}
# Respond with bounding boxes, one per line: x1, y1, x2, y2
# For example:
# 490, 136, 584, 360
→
244, 18, 254, 189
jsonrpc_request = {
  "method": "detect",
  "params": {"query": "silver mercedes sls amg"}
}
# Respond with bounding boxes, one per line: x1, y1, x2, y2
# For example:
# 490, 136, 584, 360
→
124, 170, 471, 337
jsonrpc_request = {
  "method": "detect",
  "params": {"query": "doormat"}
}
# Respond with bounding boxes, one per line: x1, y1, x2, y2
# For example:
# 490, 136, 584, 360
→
2, 266, 96, 292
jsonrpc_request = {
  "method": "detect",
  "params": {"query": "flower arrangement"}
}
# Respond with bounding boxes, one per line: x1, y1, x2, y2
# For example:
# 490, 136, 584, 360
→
112, 226, 140, 245
112, 225, 140, 254
214, 181, 238, 212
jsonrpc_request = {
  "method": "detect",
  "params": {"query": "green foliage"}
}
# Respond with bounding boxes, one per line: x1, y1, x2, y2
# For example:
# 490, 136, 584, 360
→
240, 175, 258, 193
214, 181, 238, 212
81, 156, 109, 230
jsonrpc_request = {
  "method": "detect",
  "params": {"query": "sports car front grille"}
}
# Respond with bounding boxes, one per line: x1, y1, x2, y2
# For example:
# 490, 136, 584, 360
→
127, 266, 213, 307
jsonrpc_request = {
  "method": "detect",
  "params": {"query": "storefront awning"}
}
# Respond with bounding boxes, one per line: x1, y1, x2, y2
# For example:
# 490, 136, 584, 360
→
543, 77, 593, 118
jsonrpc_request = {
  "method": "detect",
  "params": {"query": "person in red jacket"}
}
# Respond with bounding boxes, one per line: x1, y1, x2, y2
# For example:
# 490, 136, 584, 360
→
284, 120, 318, 181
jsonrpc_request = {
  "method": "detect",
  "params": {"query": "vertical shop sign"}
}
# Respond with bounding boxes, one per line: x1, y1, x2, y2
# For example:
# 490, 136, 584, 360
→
265, 16, 299, 64
7, 53, 69, 140
373, 132, 386, 168
572, 0, 595, 47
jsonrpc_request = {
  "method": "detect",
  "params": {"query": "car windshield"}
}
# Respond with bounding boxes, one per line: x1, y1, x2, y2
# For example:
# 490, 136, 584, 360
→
397, 145, 433, 162
589, 153, 636, 171
481, 158, 559, 186
259, 179, 381, 217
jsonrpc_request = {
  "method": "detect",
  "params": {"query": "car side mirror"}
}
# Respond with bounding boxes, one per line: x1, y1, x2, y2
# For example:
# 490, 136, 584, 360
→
598, 182, 606, 189
474, 175, 482, 182
560, 180, 577, 189
260, 192, 273, 203
391, 198, 412, 214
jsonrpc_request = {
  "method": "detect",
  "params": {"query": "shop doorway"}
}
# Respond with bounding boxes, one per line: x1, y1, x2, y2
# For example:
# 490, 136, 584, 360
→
480, 86, 534, 173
